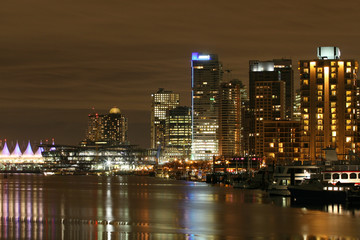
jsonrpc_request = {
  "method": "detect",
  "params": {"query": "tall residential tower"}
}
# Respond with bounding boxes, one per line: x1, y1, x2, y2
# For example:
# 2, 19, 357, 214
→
299, 47, 359, 161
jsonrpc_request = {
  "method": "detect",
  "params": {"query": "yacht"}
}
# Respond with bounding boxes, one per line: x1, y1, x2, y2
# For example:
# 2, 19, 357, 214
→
267, 165, 320, 196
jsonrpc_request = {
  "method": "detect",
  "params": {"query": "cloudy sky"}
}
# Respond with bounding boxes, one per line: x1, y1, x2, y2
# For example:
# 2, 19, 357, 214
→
1, 0, 359, 148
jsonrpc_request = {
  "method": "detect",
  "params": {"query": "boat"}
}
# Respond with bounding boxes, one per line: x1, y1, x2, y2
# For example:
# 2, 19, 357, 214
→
232, 168, 272, 189
267, 165, 320, 196
288, 178, 349, 203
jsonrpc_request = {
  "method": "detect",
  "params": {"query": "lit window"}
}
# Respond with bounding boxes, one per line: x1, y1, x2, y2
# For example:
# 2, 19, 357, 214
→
303, 80, 309, 85
331, 125, 336, 131
346, 97, 352, 101
317, 114, 323, 119
332, 131, 337, 137
317, 85, 323, 90
346, 103, 351, 108
317, 73, 323, 78
346, 68, 351, 73
303, 97, 309, 102
332, 91, 336, 96
318, 120, 323, 125
303, 114, 309, 119
318, 91, 323, 95
331, 108, 336, 113
331, 85, 336, 90
347, 62, 352, 67
346, 137, 352, 143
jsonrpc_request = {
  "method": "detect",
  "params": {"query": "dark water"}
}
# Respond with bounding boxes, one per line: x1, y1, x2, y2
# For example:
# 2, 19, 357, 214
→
1, 174, 360, 239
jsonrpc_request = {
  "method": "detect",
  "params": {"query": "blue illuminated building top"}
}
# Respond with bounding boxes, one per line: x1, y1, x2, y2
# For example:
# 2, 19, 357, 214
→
192, 52, 211, 61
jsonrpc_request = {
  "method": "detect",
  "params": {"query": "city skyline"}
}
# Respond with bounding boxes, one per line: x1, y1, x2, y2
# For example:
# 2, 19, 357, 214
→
1, 0, 360, 147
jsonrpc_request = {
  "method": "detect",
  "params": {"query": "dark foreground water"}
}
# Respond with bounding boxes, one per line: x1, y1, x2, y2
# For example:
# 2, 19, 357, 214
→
1, 174, 360, 239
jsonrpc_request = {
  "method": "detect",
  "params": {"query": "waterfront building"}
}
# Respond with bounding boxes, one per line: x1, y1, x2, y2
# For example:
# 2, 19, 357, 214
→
249, 59, 293, 157
263, 120, 301, 165
219, 79, 246, 157
41, 144, 156, 171
164, 106, 192, 160
299, 47, 359, 161
151, 88, 180, 149
191, 52, 222, 160
0, 140, 44, 167
85, 107, 128, 145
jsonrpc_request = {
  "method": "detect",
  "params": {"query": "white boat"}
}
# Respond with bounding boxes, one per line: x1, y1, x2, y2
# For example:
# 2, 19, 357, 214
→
267, 165, 320, 196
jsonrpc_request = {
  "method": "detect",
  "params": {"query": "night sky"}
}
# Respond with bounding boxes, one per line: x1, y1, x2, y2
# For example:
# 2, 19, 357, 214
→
1, 0, 360, 149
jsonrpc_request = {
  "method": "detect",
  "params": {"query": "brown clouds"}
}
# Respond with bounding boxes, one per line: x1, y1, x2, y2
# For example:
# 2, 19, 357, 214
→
0, 0, 360, 147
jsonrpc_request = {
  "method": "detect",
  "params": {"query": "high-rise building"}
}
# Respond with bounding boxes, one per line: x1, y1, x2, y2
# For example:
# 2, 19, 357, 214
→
249, 59, 294, 119
249, 59, 292, 156
299, 47, 359, 161
191, 52, 222, 160
151, 88, 179, 149
85, 107, 128, 145
219, 79, 246, 157
164, 106, 192, 160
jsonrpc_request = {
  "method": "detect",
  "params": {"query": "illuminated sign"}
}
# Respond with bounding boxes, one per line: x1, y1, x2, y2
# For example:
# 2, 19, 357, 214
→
192, 52, 211, 61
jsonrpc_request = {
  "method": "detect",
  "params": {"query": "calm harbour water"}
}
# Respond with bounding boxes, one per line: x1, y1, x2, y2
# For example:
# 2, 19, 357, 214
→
1, 174, 360, 239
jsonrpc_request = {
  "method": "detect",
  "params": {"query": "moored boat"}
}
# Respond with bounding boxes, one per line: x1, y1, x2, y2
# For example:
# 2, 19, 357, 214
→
288, 178, 349, 203
267, 165, 320, 196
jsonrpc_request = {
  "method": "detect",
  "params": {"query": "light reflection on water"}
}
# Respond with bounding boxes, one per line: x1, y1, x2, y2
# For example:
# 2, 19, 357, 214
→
0, 174, 360, 239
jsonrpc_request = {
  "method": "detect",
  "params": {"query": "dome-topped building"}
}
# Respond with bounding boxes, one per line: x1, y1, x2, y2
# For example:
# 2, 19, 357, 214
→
109, 107, 121, 114
85, 107, 128, 145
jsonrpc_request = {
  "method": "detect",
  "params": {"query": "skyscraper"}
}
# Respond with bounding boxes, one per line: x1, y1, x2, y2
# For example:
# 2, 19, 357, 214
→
191, 52, 222, 160
151, 88, 179, 149
218, 79, 246, 157
299, 47, 359, 161
249, 60, 289, 156
249, 59, 294, 119
85, 107, 128, 145
164, 106, 192, 160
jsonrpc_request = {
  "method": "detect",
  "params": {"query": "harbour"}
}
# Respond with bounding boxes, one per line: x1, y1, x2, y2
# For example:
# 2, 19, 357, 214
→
1, 174, 360, 239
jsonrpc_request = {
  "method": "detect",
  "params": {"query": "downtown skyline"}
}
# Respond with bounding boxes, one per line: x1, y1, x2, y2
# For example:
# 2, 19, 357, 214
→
1, 0, 360, 148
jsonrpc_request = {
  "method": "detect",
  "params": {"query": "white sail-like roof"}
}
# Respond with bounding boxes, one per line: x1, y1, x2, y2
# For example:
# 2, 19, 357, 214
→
11, 141, 22, 157
1, 142, 11, 156
23, 141, 34, 157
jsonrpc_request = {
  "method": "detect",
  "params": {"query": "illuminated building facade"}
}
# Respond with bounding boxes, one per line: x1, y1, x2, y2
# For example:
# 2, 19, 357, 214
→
299, 47, 359, 161
85, 107, 128, 145
150, 88, 180, 149
293, 89, 301, 121
164, 106, 192, 159
249, 59, 291, 157
263, 120, 301, 164
219, 79, 246, 157
191, 52, 222, 160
